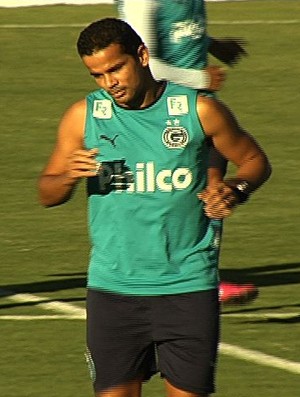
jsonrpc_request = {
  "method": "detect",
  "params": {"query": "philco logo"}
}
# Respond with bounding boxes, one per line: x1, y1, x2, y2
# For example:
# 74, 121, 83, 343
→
92, 161, 193, 194
127, 162, 192, 193
93, 99, 112, 119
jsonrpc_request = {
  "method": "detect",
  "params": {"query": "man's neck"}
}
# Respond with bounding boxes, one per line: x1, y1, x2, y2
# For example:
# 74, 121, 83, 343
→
128, 80, 166, 109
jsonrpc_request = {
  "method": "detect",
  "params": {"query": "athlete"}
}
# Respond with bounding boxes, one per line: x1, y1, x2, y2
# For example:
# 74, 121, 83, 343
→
38, 18, 271, 397
116, 0, 257, 305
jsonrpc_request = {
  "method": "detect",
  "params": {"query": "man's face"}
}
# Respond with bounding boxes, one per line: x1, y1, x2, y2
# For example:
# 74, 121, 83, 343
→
82, 43, 149, 108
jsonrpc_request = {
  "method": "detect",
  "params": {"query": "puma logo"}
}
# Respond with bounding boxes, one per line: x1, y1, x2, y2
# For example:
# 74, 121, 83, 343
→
99, 134, 119, 148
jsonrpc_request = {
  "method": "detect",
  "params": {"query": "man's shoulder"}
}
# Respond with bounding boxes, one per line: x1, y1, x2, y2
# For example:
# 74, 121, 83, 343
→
196, 95, 235, 135
197, 93, 221, 110
165, 81, 198, 94
67, 98, 87, 115
86, 88, 107, 100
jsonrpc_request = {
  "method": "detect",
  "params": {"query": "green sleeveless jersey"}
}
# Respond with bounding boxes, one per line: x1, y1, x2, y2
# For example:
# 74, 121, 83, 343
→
84, 82, 220, 295
116, 0, 209, 69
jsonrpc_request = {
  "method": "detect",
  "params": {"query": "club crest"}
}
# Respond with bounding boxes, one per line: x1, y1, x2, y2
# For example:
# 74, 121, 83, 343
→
162, 123, 189, 149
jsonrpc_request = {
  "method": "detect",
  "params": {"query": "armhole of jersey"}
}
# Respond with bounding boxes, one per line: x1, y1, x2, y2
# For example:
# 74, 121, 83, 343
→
193, 91, 207, 142
84, 95, 91, 149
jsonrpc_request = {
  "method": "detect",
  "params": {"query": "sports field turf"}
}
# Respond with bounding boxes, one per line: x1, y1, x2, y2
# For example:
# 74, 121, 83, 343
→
0, 1, 299, 396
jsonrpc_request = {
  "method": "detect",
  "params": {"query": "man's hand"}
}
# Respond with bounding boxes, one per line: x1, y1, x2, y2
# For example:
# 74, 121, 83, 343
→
197, 182, 240, 219
209, 38, 248, 67
205, 65, 226, 91
65, 148, 100, 183
38, 148, 100, 207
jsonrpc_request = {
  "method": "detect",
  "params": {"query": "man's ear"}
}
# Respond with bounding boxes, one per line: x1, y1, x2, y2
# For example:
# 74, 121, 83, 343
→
137, 44, 149, 67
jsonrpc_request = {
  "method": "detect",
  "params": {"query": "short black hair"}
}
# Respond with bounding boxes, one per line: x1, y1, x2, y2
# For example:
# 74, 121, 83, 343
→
77, 18, 143, 57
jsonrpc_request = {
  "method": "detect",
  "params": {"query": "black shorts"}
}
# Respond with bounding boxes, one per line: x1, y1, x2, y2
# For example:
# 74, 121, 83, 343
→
86, 288, 220, 395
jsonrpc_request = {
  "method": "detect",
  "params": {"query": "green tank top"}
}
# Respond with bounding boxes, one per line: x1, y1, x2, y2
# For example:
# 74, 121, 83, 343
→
84, 82, 220, 295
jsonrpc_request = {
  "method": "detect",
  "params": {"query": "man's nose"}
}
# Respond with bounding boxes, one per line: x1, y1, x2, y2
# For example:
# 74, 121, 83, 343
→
104, 73, 117, 89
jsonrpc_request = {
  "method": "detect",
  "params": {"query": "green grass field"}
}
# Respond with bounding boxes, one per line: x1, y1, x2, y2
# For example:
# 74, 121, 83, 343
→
0, 1, 299, 396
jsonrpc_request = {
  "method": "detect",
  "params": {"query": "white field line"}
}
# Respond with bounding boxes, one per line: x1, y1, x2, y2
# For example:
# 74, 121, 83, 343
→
9, 292, 86, 316
0, 289, 86, 317
220, 342, 300, 375
1, 289, 300, 374
0, 20, 300, 29
0, 314, 84, 320
2, 289, 298, 320
1, 312, 299, 320
0, 310, 300, 321
210, 20, 300, 25
223, 312, 300, 319
0, 24, 88, 28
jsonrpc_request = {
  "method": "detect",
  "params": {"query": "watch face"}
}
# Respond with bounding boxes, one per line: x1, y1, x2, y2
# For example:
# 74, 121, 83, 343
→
237, 181, 249, 192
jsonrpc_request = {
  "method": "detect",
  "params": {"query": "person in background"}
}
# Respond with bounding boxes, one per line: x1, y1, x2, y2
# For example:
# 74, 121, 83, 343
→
116, 0, 258, 305
38, 18, 271, 396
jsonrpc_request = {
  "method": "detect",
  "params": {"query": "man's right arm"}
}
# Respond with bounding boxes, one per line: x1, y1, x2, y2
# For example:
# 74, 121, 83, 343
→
38, 99, 98, 207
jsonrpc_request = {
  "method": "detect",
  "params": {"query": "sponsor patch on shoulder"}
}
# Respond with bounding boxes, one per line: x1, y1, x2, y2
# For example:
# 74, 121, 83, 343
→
167, 95, 189, 115
93, 99, 112, 119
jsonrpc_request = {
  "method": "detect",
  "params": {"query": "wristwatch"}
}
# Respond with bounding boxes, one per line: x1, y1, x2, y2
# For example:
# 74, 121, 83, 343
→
230, 181, 251, 204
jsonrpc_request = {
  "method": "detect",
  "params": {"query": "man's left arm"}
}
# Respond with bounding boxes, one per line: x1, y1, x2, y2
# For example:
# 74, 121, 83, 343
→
197, 96, 272, 218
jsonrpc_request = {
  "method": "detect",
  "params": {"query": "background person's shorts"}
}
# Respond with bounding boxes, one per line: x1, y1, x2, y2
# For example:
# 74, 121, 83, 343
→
86, 288, 220, 395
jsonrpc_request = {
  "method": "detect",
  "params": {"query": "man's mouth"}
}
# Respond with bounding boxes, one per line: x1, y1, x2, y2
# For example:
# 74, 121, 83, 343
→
110, 88, 126, 99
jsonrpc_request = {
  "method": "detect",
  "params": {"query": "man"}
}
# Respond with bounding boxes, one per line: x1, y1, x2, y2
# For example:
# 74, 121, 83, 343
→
38, 18, 271, 397
116, 0, 257, 305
